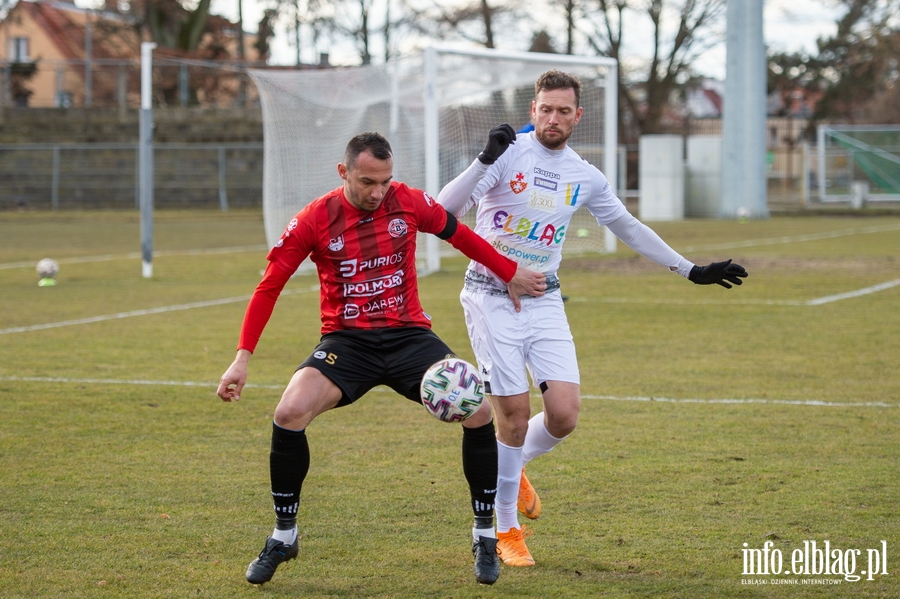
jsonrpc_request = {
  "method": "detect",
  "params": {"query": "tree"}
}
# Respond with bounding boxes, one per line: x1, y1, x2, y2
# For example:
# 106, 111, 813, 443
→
578, 0, 725, 142
415, 0, 520, 49
767, 0, 900, 125
255, 8, 278, 62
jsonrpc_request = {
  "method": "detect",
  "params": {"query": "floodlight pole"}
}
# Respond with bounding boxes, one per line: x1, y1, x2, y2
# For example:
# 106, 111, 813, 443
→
721, 0, 769, 219
140, 42, 156, 278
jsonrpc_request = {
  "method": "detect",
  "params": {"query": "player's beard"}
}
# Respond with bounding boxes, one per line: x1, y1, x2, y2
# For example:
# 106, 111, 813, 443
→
535, 125, 572, 150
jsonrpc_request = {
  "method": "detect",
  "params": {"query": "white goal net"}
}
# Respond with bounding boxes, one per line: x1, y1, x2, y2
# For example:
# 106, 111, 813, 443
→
249, 47, 618, 275
817, 125, 900, 203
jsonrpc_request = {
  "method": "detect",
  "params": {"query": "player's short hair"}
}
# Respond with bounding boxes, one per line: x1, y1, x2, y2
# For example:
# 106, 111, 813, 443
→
344, 132, 393, 168
535, 70, 582, 107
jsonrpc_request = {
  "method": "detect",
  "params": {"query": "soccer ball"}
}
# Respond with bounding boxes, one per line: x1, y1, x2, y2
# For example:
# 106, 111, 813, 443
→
420, 357, 485, 423
36, 258, 59, 279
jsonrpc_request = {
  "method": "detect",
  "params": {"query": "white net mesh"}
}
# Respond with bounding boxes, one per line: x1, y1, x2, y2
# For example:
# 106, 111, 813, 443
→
249, 49, 616, 273
817, 125, 900, 202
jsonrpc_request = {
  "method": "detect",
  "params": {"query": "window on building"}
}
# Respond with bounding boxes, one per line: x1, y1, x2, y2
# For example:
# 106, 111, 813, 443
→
10, 37, 30, 62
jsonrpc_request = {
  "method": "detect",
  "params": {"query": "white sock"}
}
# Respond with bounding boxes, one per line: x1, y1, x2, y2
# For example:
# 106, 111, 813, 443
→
473, 526, 496, 541
495, 440, 523, 533
271, 526, 297, 545
522, 412, 567, 466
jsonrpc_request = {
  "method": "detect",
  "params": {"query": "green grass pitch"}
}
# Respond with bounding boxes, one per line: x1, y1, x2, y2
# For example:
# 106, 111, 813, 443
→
1, 209, 898, 598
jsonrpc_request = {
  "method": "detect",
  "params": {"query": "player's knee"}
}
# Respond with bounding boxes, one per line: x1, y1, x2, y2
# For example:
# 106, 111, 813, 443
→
546, 410, 578, 438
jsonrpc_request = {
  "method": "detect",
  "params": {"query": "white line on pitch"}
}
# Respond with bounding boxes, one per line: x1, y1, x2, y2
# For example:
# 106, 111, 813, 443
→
0, 285, 319, 335
578, 278, 900, 306
0, 375, 894, 408
581, 394, 897, 408
0, 244, 268, 270
804, 278, 900, 305
680, 222, 900, 253
0, 375, 283, 390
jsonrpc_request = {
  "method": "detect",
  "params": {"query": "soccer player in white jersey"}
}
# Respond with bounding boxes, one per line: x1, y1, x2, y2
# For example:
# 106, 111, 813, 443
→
438, 70, 748, 567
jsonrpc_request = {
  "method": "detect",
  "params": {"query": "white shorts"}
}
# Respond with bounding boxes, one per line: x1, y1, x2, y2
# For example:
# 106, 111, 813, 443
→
460, 288, 579, 396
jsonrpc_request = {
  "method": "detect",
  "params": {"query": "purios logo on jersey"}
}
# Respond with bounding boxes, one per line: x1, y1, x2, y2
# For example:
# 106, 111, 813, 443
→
388, 219, 408, 238
339, 252, 404, 277
491, 210, 566, 246
328, 235, 345, 251
343, 270, 405, 297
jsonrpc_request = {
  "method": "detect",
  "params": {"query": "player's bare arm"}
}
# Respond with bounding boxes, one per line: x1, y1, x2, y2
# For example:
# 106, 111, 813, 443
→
218, 348, 252, 402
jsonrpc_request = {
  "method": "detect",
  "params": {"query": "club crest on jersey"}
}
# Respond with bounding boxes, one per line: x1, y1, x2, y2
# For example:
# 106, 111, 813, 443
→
328, 235, 345, 251
388, 218, 408, 238
509, 172, 528, 194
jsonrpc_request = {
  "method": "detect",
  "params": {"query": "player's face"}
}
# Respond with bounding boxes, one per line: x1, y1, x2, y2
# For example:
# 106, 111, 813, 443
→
338, 150, 394, 212
531, 88, 583, 151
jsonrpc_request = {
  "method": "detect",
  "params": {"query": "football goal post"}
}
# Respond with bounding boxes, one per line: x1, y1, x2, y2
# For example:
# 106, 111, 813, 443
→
250, 47, 618, 275
817, 125, 900, 204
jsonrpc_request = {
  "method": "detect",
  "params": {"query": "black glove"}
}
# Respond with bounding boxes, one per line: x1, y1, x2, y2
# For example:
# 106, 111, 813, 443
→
689, 259, 748, 289
477, 124, 517, 165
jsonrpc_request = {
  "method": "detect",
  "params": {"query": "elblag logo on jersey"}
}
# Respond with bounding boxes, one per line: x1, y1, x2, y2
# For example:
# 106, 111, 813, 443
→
492, 210, 566, 246
388, 218, 408, 238
509, 172, 527, 194
328, 235, 345, 251
344, 270, 405, 297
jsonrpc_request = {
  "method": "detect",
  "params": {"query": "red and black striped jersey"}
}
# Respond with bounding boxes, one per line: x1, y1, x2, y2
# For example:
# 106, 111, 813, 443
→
237, 182, 517, 352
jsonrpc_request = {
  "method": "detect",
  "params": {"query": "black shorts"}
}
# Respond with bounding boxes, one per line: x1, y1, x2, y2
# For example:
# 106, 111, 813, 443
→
298, 327, 457, 407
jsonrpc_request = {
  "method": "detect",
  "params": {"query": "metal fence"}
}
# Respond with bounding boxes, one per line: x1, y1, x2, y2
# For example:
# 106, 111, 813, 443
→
2, 58, 260, 110
0, 142, 263, 210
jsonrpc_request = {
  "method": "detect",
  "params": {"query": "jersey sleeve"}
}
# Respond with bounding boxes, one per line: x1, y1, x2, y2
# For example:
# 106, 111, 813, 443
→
266, 204, 319, 274
413, 186, 517, 283
237, 261, 294, 352
606, 212, 695, 278
237, 207, 318, 352
584, 166, 629, 226
437, 158, 489, 217
446, 220, 517, 283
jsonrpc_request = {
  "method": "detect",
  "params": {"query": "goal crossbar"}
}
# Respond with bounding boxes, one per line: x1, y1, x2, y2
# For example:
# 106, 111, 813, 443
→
250, 47, 619, 275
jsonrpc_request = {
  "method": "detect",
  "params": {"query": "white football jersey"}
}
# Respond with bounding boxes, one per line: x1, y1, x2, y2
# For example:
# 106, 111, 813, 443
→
460, 131, 628, 281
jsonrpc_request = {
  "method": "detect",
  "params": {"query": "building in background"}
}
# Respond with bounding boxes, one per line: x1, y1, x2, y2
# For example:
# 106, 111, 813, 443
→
0, 0, 261, 108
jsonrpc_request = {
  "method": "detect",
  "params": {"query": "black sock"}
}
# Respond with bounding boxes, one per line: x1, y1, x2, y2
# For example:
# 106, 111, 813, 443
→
462, 421, 497, 530
270, 422, 310, 529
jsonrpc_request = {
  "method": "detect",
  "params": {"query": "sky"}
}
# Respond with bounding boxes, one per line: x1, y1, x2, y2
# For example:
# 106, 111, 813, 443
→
75, 0, 845, 80
210, 0, 843, 80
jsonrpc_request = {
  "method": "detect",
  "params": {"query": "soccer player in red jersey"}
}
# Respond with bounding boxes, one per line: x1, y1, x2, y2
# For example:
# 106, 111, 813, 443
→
217, 132, 545, 586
